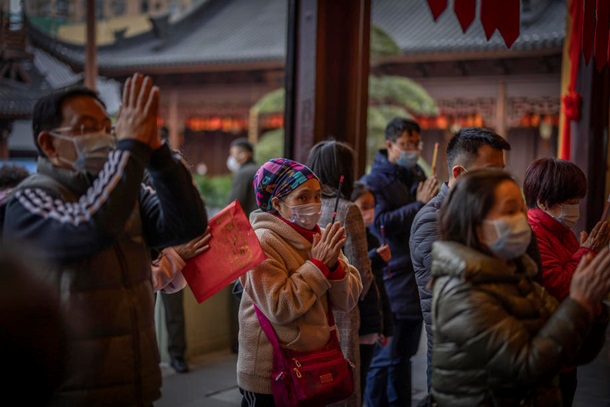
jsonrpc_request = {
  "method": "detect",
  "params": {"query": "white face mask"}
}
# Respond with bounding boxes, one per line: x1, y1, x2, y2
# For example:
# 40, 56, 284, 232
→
480, 213, 532, 260
284, 202, 322, 230
549, 203, 580, 229
52, 130, 115, 175
226, 156, 240, 173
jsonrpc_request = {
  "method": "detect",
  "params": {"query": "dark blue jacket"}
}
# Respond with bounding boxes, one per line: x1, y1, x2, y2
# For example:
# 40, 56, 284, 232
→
360, 149, 426, 320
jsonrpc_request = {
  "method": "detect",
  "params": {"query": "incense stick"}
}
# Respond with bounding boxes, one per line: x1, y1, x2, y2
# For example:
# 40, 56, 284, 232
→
431, 142, 440, 175
331, 175, 344, 224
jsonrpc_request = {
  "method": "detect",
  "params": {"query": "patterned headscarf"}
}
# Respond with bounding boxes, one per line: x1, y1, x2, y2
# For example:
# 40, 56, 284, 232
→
253, 158, 319, 212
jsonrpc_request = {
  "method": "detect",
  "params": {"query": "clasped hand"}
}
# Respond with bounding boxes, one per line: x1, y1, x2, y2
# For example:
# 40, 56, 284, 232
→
311, 221, 347, 269
580, 220, 610, 252
569, 246, 610, 314
114, 72, 162, 150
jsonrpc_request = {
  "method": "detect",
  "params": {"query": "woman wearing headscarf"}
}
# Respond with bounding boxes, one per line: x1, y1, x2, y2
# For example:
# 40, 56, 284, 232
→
237, 158, 363, 406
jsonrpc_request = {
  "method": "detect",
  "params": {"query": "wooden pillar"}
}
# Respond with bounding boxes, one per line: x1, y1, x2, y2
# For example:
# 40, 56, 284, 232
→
572, 62, 610, 231
84, 0, 97, 91
285, 0, 371, 176
495, 81, 507, 138
168, 89, 181, 149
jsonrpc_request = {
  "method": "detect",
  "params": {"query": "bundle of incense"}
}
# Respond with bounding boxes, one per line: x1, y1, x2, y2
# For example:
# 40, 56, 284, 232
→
331, 175, 344, 224
380, 225, 391, 278
601, 193, 610, 221
431, 142, 440, 175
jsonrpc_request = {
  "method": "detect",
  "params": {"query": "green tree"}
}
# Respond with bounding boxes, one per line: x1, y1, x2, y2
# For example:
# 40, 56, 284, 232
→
250, 25, 438, 169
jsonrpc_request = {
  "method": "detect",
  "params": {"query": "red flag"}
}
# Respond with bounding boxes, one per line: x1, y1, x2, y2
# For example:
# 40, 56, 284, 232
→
594, 0, 610, 71
495, 0, 521, 48
182, 200, 267, 303
454, 0, 476, 33
427, 0, 448, 21
582, 0, 596, 64
480, 0, 496, 40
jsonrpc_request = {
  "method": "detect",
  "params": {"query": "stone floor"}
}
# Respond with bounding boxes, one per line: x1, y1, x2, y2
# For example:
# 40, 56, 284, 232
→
154, 326, 610, 406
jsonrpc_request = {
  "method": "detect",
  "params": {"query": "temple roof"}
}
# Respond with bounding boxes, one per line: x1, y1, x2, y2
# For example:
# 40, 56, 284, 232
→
29, 0, 565, 75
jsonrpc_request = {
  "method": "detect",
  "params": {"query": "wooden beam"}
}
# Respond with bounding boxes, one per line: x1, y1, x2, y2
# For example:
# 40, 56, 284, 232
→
572, 61, 610, 231
84, 0, 97, 90
285, 0, 371, 176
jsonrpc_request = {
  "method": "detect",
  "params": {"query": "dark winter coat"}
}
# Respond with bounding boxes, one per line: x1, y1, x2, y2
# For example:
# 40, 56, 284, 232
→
360, 149, 426, 320
430, 241, 608, 407
2, 141, 207, 406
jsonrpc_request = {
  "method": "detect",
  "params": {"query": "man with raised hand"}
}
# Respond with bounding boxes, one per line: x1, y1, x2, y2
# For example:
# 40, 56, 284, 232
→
2, 72, 207, 406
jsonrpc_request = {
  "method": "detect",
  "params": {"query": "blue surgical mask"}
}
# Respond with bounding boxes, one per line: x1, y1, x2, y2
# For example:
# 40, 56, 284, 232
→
480, 213, 532, 260
396, 150, 419, 169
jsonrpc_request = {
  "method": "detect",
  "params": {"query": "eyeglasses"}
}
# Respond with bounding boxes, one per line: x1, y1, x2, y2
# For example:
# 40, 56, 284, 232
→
50, 123, 115, 137
393, 140, 423, 151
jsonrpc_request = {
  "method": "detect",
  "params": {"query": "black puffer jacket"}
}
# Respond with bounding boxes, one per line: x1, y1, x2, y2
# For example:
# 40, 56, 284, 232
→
430, 241, 608, 407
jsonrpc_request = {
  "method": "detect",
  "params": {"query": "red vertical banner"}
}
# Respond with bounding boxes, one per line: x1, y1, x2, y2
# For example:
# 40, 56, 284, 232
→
560, 0, 585, 161
594, 0, 610, 71
427, 0, 448, 20
454, 0, 476, 33
480, 0, 496, 40
495, 0, 521, 48
582, 0, 596, 64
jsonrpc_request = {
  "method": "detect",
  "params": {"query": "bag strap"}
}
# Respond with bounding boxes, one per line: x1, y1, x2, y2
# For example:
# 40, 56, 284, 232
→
253, 295, 336, 349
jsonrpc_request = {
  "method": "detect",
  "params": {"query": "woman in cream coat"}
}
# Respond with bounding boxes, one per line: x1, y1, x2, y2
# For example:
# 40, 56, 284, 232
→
237, 158, 362, 406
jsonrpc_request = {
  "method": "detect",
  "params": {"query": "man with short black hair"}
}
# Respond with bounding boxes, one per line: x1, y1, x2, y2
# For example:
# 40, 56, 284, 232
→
361, 117, 439, 407
2, 73, 207, 405
227, 137, 258, 216
410, 127, 511, 395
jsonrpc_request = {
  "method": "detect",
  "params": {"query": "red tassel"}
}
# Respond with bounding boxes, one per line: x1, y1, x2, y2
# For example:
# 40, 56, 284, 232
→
427, 0, 448, 21
583, 0, 596, 64
594, 0, 610, 71
480, 0, 496, 40
562, 92, 582, 122
454, 0, 476, 33
495, 0, 521, 48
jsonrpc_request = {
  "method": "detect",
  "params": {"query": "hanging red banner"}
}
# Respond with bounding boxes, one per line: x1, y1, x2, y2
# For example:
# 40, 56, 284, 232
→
427, 0, 448, 21
560, 0, 585, 161
480, 0, 496, 40
454, 0, 476, 33
582, 0, 596, 64
594, 0, 609, 71
495, 0, 520, 48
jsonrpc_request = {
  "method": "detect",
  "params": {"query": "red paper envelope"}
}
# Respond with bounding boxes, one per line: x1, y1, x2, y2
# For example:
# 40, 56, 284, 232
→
182, 200, 266, 303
